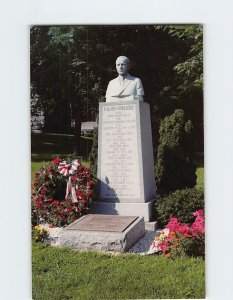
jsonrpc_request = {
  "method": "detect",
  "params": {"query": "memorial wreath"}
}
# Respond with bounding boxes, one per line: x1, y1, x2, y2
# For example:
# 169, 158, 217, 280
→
31, 157, 96, 227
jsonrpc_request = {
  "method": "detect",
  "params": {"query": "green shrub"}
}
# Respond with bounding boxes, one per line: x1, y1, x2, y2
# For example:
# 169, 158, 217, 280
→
155, 187, 204, 225
89, 126, 98, 175
156, 109, 196, 196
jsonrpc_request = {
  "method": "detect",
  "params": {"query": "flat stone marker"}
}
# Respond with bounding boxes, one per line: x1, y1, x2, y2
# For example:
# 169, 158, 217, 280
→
57, 214, 145, 252
66, 214, 138, 232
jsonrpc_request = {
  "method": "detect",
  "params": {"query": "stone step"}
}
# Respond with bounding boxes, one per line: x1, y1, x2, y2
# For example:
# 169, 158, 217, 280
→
57, 214, 145, 252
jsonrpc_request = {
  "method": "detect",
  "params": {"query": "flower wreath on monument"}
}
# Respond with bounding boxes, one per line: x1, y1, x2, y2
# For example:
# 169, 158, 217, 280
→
31, 157, 96, 227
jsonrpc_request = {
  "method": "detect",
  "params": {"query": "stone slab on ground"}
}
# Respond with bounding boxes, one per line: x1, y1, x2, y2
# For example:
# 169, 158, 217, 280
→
57, 214, 145, 252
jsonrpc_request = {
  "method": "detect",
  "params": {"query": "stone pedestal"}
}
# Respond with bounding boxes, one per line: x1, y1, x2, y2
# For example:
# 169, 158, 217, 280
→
57, 214, 145, 252
95, 101, 156, 221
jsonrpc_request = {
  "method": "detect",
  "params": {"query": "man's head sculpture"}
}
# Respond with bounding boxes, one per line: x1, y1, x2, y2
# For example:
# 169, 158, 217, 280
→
115, 56, 130, 77
105, 56, 144, 102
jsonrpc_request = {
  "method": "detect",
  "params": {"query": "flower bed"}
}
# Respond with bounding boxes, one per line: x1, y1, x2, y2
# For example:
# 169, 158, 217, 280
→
149, 210, 205, 258
31, 157, 96, 227
32, 225, 49, 242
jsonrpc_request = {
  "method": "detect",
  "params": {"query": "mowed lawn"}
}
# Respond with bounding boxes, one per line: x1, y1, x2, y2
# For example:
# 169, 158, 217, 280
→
32, 132, 205, 299
32, 243, 205, 300
31, 132, 204, 189
31, 132, 92, 178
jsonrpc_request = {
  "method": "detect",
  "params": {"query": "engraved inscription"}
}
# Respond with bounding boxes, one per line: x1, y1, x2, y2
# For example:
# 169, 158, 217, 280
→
67, 214, 138, 232
100, 104, 140, 199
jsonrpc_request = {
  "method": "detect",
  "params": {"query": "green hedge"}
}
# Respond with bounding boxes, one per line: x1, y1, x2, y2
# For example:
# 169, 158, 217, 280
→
155, 187, 204, 226
156, 109, 196, 196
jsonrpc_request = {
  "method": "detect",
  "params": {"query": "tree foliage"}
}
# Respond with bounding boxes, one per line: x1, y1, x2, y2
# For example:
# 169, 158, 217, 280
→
156, 109, 197, 195
31, 25, 204, 154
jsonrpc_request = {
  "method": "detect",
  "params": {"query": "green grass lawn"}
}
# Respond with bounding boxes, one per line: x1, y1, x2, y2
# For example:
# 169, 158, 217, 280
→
32, 243, 205, 300
196, 167, 204, 190
31, 132, 91, 178
31, 132, 205, 299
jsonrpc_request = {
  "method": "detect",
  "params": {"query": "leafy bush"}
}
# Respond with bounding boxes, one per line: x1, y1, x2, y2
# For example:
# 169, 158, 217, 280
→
155, 188, 204, 226
89, 126, 98, 175
156, 109, 196, 195
31, 157, 96, 227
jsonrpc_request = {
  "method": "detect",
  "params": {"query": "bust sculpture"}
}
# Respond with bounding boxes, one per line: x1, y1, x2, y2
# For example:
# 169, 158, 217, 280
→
105, 56, 144, 102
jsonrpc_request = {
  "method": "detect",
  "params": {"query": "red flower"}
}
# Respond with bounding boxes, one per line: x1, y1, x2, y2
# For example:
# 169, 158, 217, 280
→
36, 202, 42, 208
83, 167, 89, 172
87, 182, 94, 189
34, 173, 40, 178
66, 206, 73, 212
78, 193, 84, 200
46, 198, 53, 203
53, 200, 60, 206
37, 196, 42, 202
33, 182, 38, 187
40, 189, 47, 195
71, 177, 77, 183
87, 193, 93, 199
52, 157, 61, 164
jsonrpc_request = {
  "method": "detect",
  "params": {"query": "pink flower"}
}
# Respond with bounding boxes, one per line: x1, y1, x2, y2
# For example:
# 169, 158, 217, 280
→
193, 210, 204, 217
159, 241, 169, 253
178, 224, 190, 235
53, 200, 60, 206
167, 217, 180, 231
167, 234, 174, 243
151, 240, 162, 252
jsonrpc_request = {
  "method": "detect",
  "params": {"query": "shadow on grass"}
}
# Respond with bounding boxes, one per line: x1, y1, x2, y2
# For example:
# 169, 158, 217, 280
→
31, 132, 93, 162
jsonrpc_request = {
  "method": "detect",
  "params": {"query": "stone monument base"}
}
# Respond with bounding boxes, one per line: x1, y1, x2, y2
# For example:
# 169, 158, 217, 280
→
93, 201, 155, 222
57, 214, 145, 252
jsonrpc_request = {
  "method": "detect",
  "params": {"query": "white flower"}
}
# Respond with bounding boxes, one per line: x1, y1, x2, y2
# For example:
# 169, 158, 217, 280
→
163, 228, 170, 236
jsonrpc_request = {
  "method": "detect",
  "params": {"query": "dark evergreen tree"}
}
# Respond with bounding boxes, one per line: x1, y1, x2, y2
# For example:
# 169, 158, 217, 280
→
89, 127, 98, 175
156, 109, 196, 195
